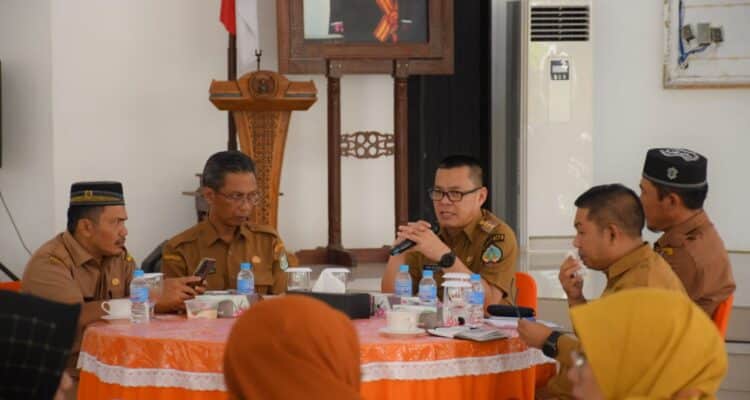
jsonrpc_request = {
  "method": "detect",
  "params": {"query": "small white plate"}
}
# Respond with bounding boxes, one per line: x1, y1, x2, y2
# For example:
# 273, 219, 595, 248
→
102, 314, 131, 321
378, 327, 426, 338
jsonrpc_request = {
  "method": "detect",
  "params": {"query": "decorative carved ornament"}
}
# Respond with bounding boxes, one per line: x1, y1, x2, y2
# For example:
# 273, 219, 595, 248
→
340, 131, 394, 159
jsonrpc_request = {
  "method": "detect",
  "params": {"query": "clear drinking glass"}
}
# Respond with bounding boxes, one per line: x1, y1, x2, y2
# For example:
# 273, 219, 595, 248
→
286, 267, 312, 292
143, 273, 164, 318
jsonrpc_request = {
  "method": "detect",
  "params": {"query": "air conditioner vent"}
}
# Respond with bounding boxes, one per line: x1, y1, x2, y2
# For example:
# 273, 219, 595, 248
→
530, 6, 589, 42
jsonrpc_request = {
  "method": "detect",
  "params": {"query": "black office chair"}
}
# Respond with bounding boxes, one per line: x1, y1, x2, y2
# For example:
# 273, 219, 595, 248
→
141, 241, 166, 273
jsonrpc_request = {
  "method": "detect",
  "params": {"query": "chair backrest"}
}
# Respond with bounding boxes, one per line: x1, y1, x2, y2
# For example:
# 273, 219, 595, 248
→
514, 271, 538, 314
0, 281, 22, 292
712, 294, 734, 339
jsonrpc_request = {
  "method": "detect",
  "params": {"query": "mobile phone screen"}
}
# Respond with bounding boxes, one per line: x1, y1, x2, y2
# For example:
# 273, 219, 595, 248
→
193, 258, 216, 281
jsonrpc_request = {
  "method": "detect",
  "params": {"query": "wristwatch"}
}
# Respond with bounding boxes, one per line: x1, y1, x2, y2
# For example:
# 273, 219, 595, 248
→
542, 331, 563, 358
438, 251, 456, 268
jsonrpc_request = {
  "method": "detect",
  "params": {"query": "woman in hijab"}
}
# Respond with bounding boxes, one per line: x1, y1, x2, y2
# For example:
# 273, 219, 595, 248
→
224, 295, 361, 400
567, 288, 727, 400
0, 291, 81, 400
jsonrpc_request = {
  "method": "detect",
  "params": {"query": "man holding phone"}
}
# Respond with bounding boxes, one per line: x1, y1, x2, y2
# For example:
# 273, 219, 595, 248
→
21, 181, 202, 376
162, 151, 290, 294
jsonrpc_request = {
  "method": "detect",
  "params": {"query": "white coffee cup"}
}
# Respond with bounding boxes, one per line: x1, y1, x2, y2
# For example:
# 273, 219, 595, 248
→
101, 298, 131, 317
386, 310, 418, 332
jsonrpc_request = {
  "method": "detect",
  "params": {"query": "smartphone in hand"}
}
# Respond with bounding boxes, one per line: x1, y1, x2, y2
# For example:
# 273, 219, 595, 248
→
191, 257, 216, 287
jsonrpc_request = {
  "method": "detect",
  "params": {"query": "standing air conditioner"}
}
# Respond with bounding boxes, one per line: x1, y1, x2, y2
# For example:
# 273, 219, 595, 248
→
518, 0, 593, 268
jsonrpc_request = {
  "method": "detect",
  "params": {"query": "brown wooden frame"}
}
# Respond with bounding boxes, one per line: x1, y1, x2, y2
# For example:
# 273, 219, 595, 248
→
277, 0, 454, 266
277, 0, 453, 75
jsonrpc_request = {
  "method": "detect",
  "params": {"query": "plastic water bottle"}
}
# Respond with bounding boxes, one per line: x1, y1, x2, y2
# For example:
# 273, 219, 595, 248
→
237, 262, 255, 295
394, 264, 412, 297
418, 270, 437, 305
468, 273, 485, 327
130, 269, 150, 324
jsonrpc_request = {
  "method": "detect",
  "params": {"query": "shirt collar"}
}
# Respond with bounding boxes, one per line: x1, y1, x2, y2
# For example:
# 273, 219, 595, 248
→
199, 219, 250, 248
440, 211, 484, 245
656, 210, 709, 248
606, 242, 652, 280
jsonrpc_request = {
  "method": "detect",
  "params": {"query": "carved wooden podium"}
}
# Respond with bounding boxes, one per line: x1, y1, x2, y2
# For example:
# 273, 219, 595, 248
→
209, 71, 317, 228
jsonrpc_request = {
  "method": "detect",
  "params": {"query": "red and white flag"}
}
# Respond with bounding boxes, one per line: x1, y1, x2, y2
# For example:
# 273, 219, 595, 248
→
220, 0, 260, 75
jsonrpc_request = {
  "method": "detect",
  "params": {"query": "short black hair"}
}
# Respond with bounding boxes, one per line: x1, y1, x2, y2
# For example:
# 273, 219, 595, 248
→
574, 184, 644, 238
67, 206, 104, 234
650, 179, 708, 210
437, 155, 483, 186
201, 151, 256, 190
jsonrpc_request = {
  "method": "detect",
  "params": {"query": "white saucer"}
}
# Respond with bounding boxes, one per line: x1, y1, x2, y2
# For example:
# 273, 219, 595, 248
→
378, 327, 426, 338
102, 314, 131, 321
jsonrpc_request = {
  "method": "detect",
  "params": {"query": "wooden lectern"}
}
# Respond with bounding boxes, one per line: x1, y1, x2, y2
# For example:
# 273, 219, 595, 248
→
209, 71, 317, 228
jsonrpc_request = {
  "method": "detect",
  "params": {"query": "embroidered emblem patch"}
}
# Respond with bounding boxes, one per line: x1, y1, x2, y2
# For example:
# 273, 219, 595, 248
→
481, 245, 503, 263
667, 167, 679, 180
660, 148, 699, 162
112, 278, 120, 287
279, 252, 289, 271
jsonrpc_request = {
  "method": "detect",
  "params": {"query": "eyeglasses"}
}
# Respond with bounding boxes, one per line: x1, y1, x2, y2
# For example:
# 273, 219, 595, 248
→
428, 187, 482, 202
216, 191, 261, 205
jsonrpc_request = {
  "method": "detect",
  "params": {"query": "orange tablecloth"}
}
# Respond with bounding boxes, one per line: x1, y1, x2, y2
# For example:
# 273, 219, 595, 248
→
78, 316, 555, 400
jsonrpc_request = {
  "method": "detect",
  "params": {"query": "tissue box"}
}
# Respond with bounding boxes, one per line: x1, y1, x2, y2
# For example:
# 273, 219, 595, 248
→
287, 291, 371, 319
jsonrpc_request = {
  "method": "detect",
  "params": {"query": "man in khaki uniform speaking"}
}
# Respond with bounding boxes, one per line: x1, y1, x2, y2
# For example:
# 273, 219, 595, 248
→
517, 184, 685, 399
640, 147, 735, 316
381, 155, 518, 308
162, 151, 290, 294
21, 182, 200, 370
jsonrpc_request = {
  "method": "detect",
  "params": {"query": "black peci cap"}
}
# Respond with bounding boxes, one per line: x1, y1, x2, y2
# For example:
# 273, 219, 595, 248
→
69, 181, 125, 207
642, 148, 707, 189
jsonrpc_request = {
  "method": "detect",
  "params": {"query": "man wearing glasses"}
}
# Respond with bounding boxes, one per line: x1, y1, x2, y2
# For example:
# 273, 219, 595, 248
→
381, 155, 518, 308
162, 151, 289, 294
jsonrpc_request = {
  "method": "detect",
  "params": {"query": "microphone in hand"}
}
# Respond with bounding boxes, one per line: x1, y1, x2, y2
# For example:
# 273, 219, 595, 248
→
389, 223, 439, 256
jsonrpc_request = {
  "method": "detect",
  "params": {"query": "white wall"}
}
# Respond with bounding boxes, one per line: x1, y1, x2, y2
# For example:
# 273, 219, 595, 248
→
593, 0, 750, 250
0, 0, 54, 278
256, 0, 394, 251
0, 0, 395, 275
50, 0, 228, 261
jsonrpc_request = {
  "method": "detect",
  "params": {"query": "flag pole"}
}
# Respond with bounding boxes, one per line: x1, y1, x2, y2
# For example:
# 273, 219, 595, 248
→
227, 33, 238, 151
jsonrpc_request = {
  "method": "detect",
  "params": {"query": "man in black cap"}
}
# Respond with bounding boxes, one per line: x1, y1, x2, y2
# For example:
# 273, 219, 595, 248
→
640, 148, 735, 316
21, 182, 201, 374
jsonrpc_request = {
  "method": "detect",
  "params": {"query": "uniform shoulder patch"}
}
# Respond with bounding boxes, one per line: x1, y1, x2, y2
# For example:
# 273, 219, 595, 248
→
481, 244, 503, 263
279, 252, 289, 271
162, 254, 183, 262
478, 219, 499, 234
49, 255, 65, 266
490, 233, 505, 243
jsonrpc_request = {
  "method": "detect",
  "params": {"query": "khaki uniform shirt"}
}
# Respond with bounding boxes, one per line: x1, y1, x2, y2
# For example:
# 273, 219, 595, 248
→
405, 210, 517, 302
547, 244, 686, 399
20, 231, 136, 370
655, 211, 735, 316
162, 220, 289, 294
